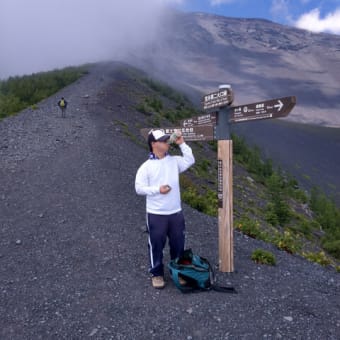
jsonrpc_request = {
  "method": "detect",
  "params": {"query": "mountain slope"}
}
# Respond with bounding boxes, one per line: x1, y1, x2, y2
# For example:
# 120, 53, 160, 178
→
131, 11, 340, 127
0, 62, 339, 339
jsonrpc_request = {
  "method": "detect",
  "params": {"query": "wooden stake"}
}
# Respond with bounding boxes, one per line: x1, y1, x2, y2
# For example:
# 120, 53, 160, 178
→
217, 140, 234, 272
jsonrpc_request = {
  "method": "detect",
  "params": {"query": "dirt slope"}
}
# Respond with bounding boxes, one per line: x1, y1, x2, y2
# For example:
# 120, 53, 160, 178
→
0, 62, 339, 339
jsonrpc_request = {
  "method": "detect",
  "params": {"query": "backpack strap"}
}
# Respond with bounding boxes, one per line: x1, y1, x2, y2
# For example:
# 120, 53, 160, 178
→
211, 284, 237, 293
204, 257, 238, 294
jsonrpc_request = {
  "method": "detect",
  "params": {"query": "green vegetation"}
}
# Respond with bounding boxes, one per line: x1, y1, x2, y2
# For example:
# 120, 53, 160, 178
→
232, 133, 340, 263
136, 78, 199, 124
265, 172, 292, 226
140, 77, 189, 106
251, 249, 276, 265
136, 97, 163, 114
272, 230, 301, 254
232, 133, 273, 183
235, 216, 301, 254
310, 188, 340, 259
0, 65, 89, 119
180, 174, 217, 216
232, 133, 307, 229
236, 216, 265, 239
302, 251, 331, 266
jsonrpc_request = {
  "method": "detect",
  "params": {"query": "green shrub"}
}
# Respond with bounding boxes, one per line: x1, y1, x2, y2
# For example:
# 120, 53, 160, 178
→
264, 172, 291, 226
265, 203, 280, 226
151, 113, 161, 127
322, 239, 340, 260
288, 187, 308, 203
194, 158, 212, 178
310, 187, 340, 259
231, 133, 273, 182
289, 219, 313, 238
235, 216, 264, 239
302, 251, 331, 266
145, 97, 163, 112
251, 249, 276, 265
273, 230, 300, 254
180, 175, 217, 216
136, 102, 148, 114
310, 188, 340, 232
265, 198, 291, 226
181, 186, 217, 216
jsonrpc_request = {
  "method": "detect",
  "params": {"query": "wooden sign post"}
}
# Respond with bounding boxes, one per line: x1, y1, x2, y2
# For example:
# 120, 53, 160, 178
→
141, 85, 296, 273
217, 139, 233, 272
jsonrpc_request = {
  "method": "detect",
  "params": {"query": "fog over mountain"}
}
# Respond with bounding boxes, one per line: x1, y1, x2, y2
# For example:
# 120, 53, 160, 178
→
0, 0, 168, 79
1, 2, 340, 127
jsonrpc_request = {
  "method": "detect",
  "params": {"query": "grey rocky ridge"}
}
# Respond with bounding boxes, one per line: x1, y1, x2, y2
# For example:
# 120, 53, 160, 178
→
133, 12, 340, 128
0, 62, 339, 339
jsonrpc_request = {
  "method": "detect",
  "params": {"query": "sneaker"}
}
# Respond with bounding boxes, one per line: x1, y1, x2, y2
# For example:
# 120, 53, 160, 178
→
152, 276, 165, 289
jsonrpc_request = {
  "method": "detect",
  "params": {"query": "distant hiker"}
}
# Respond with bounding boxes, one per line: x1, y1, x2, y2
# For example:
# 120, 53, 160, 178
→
135, 129, 195, 289
57, 97, 68, 118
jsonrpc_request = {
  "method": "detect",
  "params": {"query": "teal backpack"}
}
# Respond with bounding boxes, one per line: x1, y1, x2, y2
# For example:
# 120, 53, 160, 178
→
168, 249, 237, 294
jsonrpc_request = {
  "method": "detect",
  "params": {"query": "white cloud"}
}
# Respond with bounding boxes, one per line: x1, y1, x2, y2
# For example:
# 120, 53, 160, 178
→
0, 0, 170, 79
295, 8, 340, 34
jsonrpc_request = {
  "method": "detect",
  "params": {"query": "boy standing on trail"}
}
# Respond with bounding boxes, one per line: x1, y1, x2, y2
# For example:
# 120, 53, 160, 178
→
135, 129, 195, 289
57, 97, 68, 118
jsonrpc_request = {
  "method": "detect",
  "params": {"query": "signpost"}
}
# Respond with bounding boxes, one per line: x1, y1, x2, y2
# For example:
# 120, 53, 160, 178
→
141, 85, 296, 273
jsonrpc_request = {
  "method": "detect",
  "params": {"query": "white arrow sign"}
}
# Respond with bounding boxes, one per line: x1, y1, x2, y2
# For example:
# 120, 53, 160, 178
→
274, 100, 284, 111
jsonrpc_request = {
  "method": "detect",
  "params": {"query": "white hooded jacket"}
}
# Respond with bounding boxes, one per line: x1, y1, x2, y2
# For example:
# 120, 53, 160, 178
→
135, 143, 195, 215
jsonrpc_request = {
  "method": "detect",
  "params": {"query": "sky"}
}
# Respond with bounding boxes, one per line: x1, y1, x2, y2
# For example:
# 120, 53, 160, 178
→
170, 0, 340, 34
1, 0, 340, 79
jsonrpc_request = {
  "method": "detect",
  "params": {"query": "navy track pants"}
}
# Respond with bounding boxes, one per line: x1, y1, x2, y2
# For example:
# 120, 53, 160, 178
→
147, 211, 185, 277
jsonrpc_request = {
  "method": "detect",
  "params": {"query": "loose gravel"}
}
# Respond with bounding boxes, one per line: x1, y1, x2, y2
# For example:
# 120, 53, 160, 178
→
0, 62, 339, 340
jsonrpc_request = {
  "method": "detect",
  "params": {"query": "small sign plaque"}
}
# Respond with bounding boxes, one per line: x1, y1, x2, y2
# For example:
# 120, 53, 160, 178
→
140, 125, 215, 142
203, 90, 233, 110
229, 96, 296, 123
217, 160, 223, 208
180, 112, 217, 128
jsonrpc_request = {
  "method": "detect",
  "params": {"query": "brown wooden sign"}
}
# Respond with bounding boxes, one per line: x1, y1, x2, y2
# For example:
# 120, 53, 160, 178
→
229, 96, 296, 123
180, 112, 217, 128
203, 89, 234, 110
140, 125, 215, 142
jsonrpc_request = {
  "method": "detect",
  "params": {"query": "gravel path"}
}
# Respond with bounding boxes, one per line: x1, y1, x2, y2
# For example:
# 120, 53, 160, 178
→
0, 62, 339, 340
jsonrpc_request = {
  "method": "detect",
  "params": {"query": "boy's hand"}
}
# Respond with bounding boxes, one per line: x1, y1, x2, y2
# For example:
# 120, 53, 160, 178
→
160, 185, 171, 194
174, 130, 184, 145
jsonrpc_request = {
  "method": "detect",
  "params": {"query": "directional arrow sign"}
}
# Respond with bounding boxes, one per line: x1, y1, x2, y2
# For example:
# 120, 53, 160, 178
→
203, 89, 234, 110
180, 112, 217, 128
229, 96, 296, 123
140, 125, 215, 142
